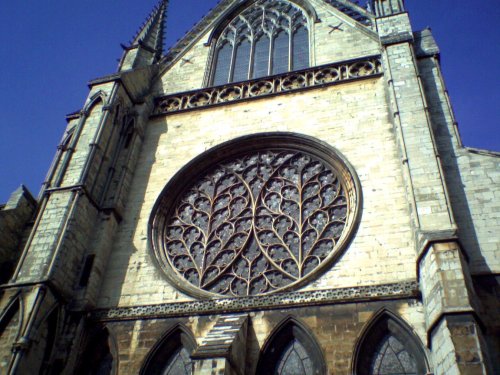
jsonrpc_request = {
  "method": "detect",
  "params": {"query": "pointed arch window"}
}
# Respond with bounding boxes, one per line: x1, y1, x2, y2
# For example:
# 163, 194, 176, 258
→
140, 326, 196, 375
211, 0, 309, 86
371, 334, 418, 374
161, 347, 192, 375
354, 311, 429, 375
256, 318, 325, 375
276, 339, 314, 375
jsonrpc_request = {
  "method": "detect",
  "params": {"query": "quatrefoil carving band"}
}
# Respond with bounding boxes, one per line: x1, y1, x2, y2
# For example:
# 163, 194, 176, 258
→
150, 133, 361, 298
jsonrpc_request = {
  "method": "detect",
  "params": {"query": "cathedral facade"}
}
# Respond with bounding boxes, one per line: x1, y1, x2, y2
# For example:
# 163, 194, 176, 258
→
0, 0, 499, 374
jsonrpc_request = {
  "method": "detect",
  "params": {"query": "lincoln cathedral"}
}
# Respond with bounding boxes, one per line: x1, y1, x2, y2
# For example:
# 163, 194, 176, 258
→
0, 0, 498, 374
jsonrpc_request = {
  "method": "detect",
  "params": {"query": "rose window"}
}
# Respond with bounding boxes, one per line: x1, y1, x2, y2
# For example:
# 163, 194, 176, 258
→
149, 134, 360, 297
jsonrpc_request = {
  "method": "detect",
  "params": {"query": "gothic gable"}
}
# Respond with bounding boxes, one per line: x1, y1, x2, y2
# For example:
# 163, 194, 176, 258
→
155, 0, 380, 96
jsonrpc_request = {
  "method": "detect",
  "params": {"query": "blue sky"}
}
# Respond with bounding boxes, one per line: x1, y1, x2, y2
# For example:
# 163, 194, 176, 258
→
0, 0, 498, 202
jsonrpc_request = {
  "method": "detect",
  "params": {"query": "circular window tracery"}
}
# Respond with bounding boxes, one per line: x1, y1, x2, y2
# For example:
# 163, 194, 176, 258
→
149, 133, 361, 298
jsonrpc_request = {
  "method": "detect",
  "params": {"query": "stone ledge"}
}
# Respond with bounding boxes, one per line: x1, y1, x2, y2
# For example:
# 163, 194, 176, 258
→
380, 31, 413, 46
152, 55, 383, 116
91, 280, 418, 321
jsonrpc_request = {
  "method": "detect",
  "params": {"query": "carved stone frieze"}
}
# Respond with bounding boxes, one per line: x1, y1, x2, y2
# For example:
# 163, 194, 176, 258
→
153, 56, 382, 116
92, 281, 419, 322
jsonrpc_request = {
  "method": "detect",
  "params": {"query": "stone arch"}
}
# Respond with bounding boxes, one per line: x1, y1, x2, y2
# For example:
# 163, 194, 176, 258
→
0, 297, 22, 373
84, 91, 107, 113
140, 323, 197, 375
206, 0, 319, 45
100, 113, 138, 209
352, 309, 430, 375
205, 0, 316, 86
256, 316, 326, 375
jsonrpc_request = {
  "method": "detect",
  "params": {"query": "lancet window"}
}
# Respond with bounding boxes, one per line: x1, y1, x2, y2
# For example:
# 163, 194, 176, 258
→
354, 312, 429, 375
140, 326, 196, 375
256, 318, 325, 375
211, 0, 309, 86
276, 339, 314, 375
161, 347, 192, 375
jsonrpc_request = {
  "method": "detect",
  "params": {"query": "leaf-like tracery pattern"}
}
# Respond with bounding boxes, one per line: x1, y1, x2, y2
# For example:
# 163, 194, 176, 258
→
159, 149, 353, 297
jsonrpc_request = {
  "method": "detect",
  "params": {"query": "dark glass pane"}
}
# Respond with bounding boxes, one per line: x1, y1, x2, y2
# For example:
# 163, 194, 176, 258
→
162, 347, 192, 375
276, 339, 311, 375
292, 27, 309, 70
213, 43, 232, 86
232, 39, 251, 82
272, 31, 289, 75
252, 36, 270, 79
371, 334, 417, 375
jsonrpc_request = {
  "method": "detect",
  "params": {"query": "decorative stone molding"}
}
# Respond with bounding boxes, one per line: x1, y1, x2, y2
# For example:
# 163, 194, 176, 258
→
153, 55, 382, 116
92, 281, 418, 321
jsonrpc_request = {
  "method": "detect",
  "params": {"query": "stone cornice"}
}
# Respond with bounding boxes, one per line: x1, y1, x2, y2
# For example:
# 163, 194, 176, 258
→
152, 55, 382, 117
92, 280, 418, 322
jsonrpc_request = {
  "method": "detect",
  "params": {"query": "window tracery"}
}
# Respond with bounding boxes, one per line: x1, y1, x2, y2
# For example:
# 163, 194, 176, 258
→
211, 0, 309, 86
354, 311, 428, 375
370, 334, 417, 375
150, 134, 361, 298
140, 326, 196, 375
161, 347, 192, 375
276, 339, 314, 375
256, 317, 325, 375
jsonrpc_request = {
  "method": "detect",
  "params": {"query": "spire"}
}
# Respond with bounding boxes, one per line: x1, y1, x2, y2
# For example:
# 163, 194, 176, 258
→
119, 0, 169, 71
131, 0, 168, 56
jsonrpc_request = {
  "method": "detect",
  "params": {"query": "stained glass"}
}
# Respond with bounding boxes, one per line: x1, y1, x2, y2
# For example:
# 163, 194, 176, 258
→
272, 31, 290, 75
253, 36, 270, 78
211, 0, 308, 85
276, 339, 313, 375
292, 27, 309, 70
232, 40, 251, 82
162, 347, 192, 375
370, 334, 418, 375
213, 43, 232, 86
156, 148, 353, 297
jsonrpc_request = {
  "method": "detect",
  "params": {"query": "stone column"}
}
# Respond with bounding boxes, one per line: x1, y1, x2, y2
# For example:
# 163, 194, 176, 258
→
377, 11, 492, 375
418, 239, 491, 374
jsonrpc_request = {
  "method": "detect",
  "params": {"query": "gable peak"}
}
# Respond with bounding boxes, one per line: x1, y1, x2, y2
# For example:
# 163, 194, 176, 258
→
130, 0, 169, 57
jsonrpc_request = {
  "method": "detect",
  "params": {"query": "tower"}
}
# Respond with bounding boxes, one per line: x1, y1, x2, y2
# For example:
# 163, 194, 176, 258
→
0, 0, 498, 374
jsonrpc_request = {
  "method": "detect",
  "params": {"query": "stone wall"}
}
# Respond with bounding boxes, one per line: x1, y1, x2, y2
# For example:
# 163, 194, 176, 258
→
98, 75, 417, 308
0, 301, 20, 373
418, 56, 500, 275
0, 186, 37, 283
100, 299, 426, 375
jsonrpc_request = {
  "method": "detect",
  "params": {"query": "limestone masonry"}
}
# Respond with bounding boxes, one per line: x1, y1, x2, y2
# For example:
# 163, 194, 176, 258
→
0, 0, 498, 374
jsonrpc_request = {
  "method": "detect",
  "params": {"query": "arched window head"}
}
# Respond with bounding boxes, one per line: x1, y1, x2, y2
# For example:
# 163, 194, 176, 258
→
353, 311, 429, 375
211, 0, 309, 86
256, 317, 325, 375
140, 325, 196, 375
